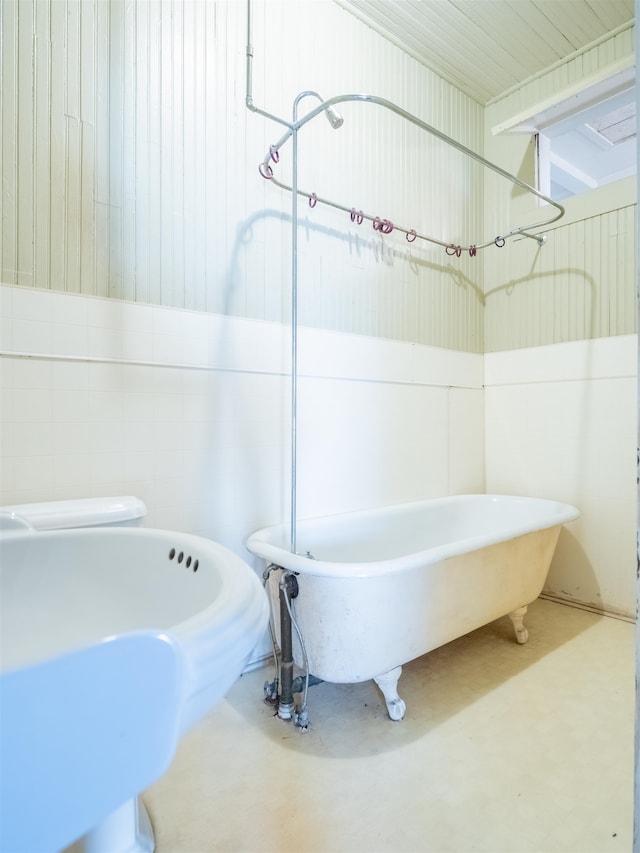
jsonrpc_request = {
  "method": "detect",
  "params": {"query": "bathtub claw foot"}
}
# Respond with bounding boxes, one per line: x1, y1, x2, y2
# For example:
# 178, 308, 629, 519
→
373, 666, 406, 721
509, 606, 529, 644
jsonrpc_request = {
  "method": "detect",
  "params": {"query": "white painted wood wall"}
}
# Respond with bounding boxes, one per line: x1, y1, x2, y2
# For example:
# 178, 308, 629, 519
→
0, 0, 486, 351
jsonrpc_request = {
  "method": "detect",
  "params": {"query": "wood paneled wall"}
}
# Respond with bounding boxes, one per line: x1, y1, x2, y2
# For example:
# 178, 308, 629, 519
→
483, 25, 636, 352
0, 0, 485, 351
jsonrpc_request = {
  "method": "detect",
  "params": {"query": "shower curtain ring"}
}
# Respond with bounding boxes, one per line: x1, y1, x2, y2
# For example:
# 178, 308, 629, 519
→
406, 230, 417, 243
469, 245, 477, 256
373, 216, 382, 231
258, 162, 274, 179
495, 236, 506, 248
356, 211, 364, 224
445, 244, 457, 255
309, 193, 318, 208
381, 220, 393, 234
269, 145, 280, 164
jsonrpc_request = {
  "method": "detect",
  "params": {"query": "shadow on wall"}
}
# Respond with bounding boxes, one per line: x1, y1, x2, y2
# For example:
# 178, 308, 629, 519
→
543, 527, 602, 613
223, 207, 485, 326
510, 137, 537, 201
484, 242, 597, 345
215, 207, 485, 552
485, 266, 596, 334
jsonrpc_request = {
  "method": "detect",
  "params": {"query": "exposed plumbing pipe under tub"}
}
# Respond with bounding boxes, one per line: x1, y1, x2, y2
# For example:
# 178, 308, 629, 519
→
277, 572, 297, 721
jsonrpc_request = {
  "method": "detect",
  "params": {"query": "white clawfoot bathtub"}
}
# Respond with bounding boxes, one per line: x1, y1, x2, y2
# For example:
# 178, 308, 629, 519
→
246, 494, 579, 721
0, 519, 268, 853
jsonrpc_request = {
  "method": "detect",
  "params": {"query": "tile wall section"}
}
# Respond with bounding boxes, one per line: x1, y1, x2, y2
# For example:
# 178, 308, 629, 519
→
1, 283, 634, 627
485, 335, 637, 619
0, 284, 485, 661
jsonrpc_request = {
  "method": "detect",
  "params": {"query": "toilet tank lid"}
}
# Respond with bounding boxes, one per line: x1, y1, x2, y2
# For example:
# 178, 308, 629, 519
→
0, 496, 147, 530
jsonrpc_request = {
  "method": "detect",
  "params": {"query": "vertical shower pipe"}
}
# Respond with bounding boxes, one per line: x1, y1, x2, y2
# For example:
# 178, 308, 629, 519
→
247, 0, 339, 556
289, 89, 331, 555
290, 103, 300, 557
279, 95, 301, 722
245, 1, 307, 721
244, 0, 298, 554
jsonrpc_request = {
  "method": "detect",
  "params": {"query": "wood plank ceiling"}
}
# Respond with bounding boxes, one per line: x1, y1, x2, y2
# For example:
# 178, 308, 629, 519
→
333, 0, 635, 104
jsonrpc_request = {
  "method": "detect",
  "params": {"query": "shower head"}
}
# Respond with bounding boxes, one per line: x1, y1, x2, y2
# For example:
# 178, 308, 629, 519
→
292, 90, 345, 130
324, 105, 344, 129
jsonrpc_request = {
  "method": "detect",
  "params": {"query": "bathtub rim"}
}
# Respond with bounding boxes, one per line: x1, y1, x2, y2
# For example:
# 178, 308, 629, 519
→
245, 493, 580, 579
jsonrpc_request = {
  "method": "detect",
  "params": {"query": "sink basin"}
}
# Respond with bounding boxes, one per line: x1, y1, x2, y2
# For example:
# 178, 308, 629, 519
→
0, 523, 269, 853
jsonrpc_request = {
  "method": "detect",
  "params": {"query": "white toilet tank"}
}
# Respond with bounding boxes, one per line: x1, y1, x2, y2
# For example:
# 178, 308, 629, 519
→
1, 496, 147, 531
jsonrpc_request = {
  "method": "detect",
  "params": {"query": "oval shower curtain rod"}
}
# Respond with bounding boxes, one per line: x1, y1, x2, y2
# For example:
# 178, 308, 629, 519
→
256, 92, 566, 254
244, 0, 567, 560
